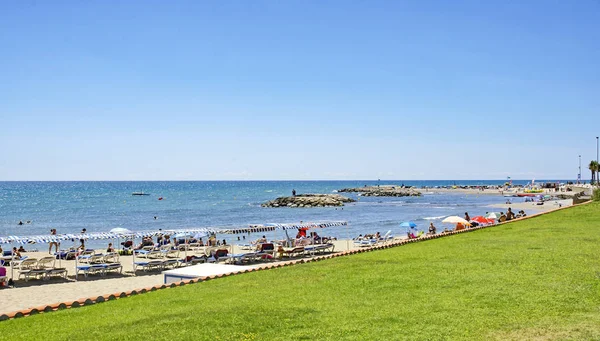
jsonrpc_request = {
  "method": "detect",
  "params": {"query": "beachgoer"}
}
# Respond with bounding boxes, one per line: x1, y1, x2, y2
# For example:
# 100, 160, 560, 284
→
106, 243, 115, 253
375, 232, 381, 240
18, 246, 26, 253
292, 189, 296, 196
222, 239, 227, 245
18, 220, 23, 226
12, 247, 22, 259
79, 228, 87, 249
499, 212, 507, 222
464, 212, 470, 222
428, 222, 436, 235
154, 216, 157, 220
506, 208, 515, 221
49, 228, 59, 254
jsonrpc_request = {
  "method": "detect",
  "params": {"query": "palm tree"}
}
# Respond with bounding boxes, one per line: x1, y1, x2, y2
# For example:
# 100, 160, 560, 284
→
590, 161, 599, 185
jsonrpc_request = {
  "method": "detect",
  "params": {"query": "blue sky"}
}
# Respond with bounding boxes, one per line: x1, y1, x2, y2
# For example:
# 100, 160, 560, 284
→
1, 1, 599, 181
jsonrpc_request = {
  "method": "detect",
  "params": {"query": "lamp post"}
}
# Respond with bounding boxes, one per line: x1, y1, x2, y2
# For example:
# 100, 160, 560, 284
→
578, 155, 581, 184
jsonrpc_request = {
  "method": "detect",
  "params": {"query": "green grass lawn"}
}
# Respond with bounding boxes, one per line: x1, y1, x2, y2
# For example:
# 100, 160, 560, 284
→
3, 203, 600, 340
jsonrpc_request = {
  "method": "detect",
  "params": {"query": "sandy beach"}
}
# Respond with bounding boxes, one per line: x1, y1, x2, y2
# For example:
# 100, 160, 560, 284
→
487, 199, 573, 211
0, 198, 574, 315
0, 240, 361, 314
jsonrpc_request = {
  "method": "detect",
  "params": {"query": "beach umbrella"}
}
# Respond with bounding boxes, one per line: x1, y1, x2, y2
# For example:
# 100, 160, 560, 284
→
400, 221, 417, 228
485, 212, 501, 219
470, 216, 493, 224
110, 227, 132, 235
442, 216, 471, 226
110, 228, 133, 253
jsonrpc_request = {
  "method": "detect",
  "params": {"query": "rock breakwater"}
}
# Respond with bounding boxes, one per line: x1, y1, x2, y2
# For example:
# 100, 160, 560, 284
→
261, 194, 355, 208
338, 186, 421, 197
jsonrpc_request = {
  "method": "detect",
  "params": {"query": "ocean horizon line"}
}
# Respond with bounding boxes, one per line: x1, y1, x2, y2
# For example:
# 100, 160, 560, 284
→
0, 179, 578, 183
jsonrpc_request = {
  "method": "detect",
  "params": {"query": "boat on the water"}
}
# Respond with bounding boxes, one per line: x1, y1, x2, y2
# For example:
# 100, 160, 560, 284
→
132, 192, 150, 196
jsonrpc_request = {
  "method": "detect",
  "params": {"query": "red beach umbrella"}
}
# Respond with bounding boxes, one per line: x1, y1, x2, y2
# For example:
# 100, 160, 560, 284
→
471, 216, 493, 224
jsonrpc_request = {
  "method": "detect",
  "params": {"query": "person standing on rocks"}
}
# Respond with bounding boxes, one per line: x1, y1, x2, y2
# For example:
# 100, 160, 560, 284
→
292, 189, 296, 196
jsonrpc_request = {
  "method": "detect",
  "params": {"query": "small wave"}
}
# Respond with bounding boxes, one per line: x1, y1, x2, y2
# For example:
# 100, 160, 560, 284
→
422, 215, 445, 220
265, 190, 273, 192
331, 190, 338, 193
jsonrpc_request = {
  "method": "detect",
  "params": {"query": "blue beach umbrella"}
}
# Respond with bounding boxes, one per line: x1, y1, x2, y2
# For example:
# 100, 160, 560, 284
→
400, 221, 417, 228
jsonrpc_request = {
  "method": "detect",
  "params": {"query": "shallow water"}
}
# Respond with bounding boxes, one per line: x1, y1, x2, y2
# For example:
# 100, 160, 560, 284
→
0, 180, 549, 248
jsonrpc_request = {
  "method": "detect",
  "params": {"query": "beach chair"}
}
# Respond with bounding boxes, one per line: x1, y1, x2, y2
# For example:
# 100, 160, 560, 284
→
179, 255, 205, 267
280, 247, 305, 258
379, 230, 393, 243
31, 256, 68, 280
133, 260, 165, 272
353, 239, 377, 247
237, 244, 254, 251
305, 243, 335, 255
161, 259, 179, 269
212, 248, 232, 263
164, 249, 180, 259
134, 245, 156, 258
55, 248, 78, 260
258, 243, 276, 256
17, 258, 40, 281
102, 253, 123, 275
76, 264, 106, 278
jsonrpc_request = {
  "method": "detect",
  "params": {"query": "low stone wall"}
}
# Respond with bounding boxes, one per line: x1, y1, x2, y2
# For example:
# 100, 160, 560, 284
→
261, 194, 355, 208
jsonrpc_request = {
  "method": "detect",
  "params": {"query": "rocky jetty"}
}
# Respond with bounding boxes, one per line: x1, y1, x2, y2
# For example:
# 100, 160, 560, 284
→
338, 185, 421, 197
261, 194, 355, 208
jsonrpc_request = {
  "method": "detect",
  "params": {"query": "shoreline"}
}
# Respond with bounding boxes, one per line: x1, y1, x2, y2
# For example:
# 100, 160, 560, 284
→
0, 194, 576, 315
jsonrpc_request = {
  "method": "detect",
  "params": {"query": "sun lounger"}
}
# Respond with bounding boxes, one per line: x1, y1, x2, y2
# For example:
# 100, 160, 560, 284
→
55, 249, 77, 260
353, 239, 378, 247
35, 256, 68, 280
179, 256, 205, 266
76, 253, 122, 278
237, 244, 254, 251
102, 253, 123, 275
76, 264, 107, 278
162, 259, 179, 269
134, 260, 166, 272
379, 230, 393, 243
76, 250, 96, 263
16, 258, 40, 281
134, 246, 156, 258
304, 243, 335, 255
280, 247, 305, 258
164, 249, 180, 259
258, 243, 276, 256
229, 252, 264, 264
212, 249, 232, 263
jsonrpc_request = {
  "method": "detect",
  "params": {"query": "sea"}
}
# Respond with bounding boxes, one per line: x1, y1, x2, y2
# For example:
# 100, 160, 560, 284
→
0, 180, 567, 249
